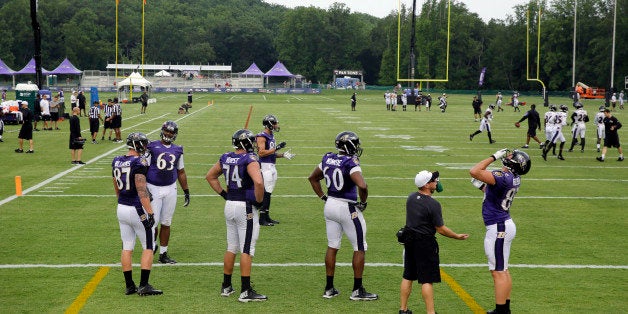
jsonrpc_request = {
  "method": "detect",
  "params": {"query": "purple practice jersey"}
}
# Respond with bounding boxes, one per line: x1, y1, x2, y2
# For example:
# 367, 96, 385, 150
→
320, 152, 361, 201
219, 152, 259, 202
112, 155, 149, 207
146, 141, 184, 186
257, 132, 276, 164
482, 170, 520, 225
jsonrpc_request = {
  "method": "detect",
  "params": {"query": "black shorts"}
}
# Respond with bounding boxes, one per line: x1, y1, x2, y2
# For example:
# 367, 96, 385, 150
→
527, 127, 537, 137
41, 114, 51, 121
69, 138, 84, 150
51, 112, 59, 121
34, 113, 41, 122
604, 134, 621, 148
89, 118, 100, 134
111, 116, 121, 129
473, 106, 482, 114
103, 118, 111, 129
402, 236, 441, 283
18, 123, 33, 140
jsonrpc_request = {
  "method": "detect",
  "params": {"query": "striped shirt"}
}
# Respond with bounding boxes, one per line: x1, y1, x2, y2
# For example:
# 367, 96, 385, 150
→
104, 105, 114, 118
89, 106, 101, 119
113, 103, 121, 116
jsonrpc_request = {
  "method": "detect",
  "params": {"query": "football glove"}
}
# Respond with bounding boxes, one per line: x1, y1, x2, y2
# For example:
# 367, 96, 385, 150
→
320, 194, 328, 202
219, 190, 228, 200
276, 142, 286, 151
283, 149, 295, 160
492, 148, 509, 160
141, 213, 155, 229
354, 201, 368, 212
183, 189, 190, 207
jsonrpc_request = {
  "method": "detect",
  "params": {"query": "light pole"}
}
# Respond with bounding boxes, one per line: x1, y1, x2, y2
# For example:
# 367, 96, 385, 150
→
571, 0, 577, 89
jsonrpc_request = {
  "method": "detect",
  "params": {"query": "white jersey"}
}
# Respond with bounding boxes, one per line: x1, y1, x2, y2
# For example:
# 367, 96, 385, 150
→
571, 108, 588, 138
594, 111, 605, 139
40, 98, 50, 115
479, 108, 493, 132
548, 111, 567, 143
385, 93, 391, 105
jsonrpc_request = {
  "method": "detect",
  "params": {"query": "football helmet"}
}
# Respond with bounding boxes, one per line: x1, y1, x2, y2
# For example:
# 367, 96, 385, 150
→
126, 132, 149, 154
502, 150, 531, 176
599, 105, 606, 112
335, 131, 363, 157
160, 120, 178, 143
489, 104, 496, 110
232, 129, 256, 153
549, 104, 557, 112
574, 102, 583, 109
560, 105, 568, 112
262, 114, 280, 132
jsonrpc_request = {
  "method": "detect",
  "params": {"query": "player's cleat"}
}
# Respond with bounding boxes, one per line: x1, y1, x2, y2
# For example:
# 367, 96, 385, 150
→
490, 140, 496, 144
581, 149, 584, 153
542, 151, 548, 161
159, 252, 177, 264
596, 157, 604, 162
221, 285, 235, 297
125, 285, 138, 295
597, 148, 600, 152
487, 309, 511, 314
618, 157, 624, 161
557, 155, 565, 160
238, 288, 267, 302
76, 161, 86, 164
521, 145, 529, 148
469, 134, 473, 141
137, 284, 163, 296
322, 287, 340, 299
539, 143, 545, 149
349, 287, 378, 301
399, 310, 413, 314
15, 148, 23, 153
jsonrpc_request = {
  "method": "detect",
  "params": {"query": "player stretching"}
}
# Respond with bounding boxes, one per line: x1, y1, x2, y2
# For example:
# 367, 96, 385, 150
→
146, 121, 190, 264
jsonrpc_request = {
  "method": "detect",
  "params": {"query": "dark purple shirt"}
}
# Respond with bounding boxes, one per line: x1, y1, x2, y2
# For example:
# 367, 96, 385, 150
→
146, 140, 184, 186
257, 131, 276, 164
482, 170, 519, 225
219, 152, 259, 202
112, 155, 149, 207
320, 152, 361, 201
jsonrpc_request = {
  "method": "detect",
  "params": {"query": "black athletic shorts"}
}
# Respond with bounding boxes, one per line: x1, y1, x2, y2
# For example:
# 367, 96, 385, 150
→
402, 236, 441, 283
604, 134, 621, 148
527, 127, 537, 137
89, 118, 100, 134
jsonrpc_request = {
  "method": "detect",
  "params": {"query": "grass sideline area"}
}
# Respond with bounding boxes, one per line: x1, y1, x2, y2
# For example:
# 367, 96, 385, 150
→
0, 90, 626, 313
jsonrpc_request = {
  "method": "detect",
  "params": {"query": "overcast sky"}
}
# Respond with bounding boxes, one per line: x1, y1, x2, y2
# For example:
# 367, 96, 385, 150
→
263, 0, 529, 22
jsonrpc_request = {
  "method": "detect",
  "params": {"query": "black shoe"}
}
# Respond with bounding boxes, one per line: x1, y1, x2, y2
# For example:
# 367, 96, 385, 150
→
25, 150, 34, 153
568, 149, 573, 152
76, 161, 86, 165
349, 286, 378, 301
596, 157, 604, 162
542, 151, 547, 161
221, 285, 235, 297
490, 140, 496, 144
34, 128, 40, 131
71, 161, 77, 164
0, 139, 3, 142
619, 157, 625, 161
101, 137, 105, 141
487, 309, 510, 314
15, 148, 23, 153
268, 216, 280, 224
125, 286, 138, 295
322, 287, 339, 299
137, 284, 163, 296
259, 214, 274, 226
159, 252, 177, 264
238, 288, 267, 302
557, 155, 565, 160
469, 134, 473, 141
521, 145, 529, 148
399, 310, 413, 314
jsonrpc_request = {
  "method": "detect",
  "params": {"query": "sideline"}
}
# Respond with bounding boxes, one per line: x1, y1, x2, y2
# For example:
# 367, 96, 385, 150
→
64, 266, 110, 314
0, 106, 208, 207
441, 268, 485, 313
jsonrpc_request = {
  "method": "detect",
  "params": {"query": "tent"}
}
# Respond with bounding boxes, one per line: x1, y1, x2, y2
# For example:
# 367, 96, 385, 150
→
0, 59, 15, 75
117, 72, 152, 102
242, 63, 264, 76
154, 70, 172, 77
14, 58, 50, 75
264, 61, 295, 87
48, 58, 82, 75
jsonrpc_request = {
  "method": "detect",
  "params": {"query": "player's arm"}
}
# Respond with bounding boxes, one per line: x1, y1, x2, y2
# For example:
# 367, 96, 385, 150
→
470, 151, 505, 186
135, 173, 153, 215
205, 161, 225, 195
436, 224, 469, 240
256, 136, 274, 157
112, 177, 120, 198
247, 161, 264, 204
308, 165, 326, 200
350, 170, 368, 203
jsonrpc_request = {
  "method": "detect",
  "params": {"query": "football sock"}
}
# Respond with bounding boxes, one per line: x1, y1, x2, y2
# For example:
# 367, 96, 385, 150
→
123, 270, 134, 287
601, 154, 605, 160
222, 274, 232, 288
353, 277, 362, 291
487, 131, 493, 143
580, 138, 585, 150
241, 276, 251, 292
140, 269, 151, 287
326, 276, 334, 290
159, 246, 168, 254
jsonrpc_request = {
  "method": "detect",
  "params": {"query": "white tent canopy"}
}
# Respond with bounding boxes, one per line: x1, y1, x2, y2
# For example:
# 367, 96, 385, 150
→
117, 72, 152, 102
154, 70, 172, 77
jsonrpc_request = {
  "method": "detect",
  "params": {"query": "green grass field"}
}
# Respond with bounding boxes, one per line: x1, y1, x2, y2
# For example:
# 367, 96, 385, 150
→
0, 90, 626, 313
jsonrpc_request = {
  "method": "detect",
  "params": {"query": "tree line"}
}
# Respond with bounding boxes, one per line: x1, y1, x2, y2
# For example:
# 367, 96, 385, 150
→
0, 0, 625, 91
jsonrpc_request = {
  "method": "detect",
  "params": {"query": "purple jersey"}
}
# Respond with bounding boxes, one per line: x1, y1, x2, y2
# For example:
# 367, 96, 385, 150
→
219, 152, 259, 202
146, 140, 184, 186
112, 155, 149, 207
320, 152, 361, 201
482, 170, 520, 225
257, 132, 276, 164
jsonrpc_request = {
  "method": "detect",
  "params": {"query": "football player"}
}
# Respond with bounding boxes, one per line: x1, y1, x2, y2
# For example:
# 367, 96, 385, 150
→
542, 105, 558, 155
496, 92, 504, 112
112, 132, 162, 296
146, 121, 190, 264
206, 129, 267, 302
568, 103, 589, 153
470, 149, 531, 314
594, 106, 606, 152
438, 93, 447, 112
256, 114, 295, 226
308, 131, 378, 301
542, 105, 568, 160
470, 104, 496, 144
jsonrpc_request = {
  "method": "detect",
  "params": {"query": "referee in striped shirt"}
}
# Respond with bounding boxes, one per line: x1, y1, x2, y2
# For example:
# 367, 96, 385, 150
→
89, 101, 103, 144
101, 99, 114, 141
112, 98, 122, 143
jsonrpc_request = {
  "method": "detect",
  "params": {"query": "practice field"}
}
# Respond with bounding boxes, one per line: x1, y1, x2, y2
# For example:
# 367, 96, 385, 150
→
0, 90, 626, 313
